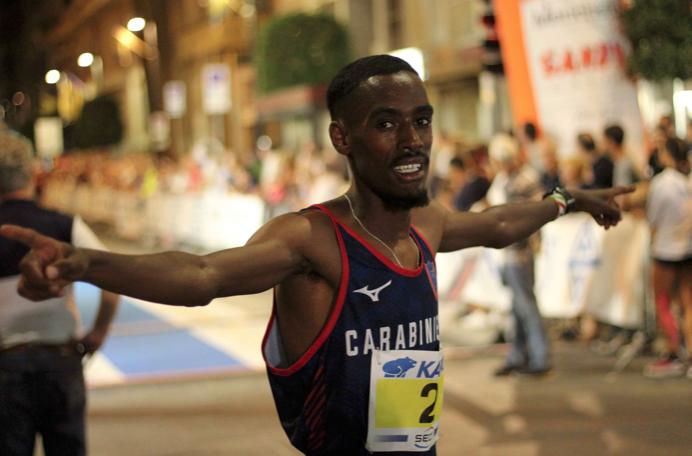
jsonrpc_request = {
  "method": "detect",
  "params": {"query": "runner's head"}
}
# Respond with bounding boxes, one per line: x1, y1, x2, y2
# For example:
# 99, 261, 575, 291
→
327, 55, 418, 121
327, 55, 432, 211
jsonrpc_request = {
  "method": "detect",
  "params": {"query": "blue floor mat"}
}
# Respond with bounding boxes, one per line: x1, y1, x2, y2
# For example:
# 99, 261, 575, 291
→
75, 283, 245, 379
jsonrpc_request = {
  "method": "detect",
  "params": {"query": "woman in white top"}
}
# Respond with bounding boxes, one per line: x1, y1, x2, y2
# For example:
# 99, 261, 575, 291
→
630, 137, 691, 378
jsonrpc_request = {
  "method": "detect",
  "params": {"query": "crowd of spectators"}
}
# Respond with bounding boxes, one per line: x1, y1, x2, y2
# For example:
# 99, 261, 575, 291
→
431, 116, 691, 378
37, 140, 350, 225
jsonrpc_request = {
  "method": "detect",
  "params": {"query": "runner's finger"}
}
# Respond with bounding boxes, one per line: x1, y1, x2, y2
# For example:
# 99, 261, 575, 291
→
0, 224, 53, 249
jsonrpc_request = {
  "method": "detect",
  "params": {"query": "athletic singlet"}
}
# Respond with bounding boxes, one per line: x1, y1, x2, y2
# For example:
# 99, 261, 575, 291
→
263, 205, 442, 455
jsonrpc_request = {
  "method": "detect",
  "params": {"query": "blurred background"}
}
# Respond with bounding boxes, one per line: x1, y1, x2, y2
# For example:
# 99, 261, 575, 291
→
0, 0, 691, 455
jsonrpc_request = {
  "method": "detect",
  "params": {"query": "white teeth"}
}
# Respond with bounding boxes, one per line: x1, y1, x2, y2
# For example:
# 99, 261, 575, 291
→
393, 164, 422, 174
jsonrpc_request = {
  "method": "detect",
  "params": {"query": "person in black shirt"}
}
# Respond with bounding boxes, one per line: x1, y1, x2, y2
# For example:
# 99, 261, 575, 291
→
578, 133, 613, 188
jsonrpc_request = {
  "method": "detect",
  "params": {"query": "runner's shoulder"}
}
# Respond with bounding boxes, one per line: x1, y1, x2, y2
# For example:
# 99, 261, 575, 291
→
254, 205, 339, 251
411, 201, 448, 252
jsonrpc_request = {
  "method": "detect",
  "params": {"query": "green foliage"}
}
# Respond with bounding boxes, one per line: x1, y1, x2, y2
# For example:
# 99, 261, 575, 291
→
620, 0, 692, 80
256, 13, 352, 94
72, 95, 124, 149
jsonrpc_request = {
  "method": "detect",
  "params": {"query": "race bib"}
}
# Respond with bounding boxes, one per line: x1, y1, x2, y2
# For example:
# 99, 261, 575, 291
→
366, 349, 444, 452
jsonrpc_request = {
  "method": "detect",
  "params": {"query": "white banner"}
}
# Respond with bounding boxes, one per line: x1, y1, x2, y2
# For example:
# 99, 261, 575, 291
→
520, 0, 644, 161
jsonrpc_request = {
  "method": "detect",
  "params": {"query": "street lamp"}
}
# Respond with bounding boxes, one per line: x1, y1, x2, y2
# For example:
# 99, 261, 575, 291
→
76, 52, 103, 92
45, 69, 61, 84
127, 17, 146, 32
77, 52, 94, 67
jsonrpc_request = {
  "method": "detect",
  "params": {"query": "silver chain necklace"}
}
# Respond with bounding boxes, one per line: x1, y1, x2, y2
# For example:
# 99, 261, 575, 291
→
343, 193, 404, 267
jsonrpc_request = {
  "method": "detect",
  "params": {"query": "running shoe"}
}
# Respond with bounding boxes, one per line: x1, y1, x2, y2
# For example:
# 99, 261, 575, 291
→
643, 356, 685, 378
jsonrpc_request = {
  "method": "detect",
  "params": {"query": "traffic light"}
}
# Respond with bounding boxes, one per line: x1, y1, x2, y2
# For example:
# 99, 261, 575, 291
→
480, 1, 503, 74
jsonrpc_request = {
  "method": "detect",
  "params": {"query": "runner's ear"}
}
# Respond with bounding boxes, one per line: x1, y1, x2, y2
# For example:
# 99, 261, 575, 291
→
329, 121, 349, 156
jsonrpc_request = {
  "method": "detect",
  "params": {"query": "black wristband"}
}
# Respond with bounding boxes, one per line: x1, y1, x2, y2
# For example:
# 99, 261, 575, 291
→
543, 187, 576, 213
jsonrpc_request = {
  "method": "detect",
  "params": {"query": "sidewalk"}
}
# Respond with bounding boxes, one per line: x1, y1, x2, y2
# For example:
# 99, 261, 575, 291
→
85, 341, 691, 456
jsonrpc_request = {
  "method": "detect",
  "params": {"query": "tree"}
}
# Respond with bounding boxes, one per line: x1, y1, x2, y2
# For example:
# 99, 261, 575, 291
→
620, 0, 692, 81
256, 13, 352, 94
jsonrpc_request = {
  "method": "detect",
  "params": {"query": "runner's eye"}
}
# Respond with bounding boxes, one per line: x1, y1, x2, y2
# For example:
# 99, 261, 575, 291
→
416, 117, 431, 127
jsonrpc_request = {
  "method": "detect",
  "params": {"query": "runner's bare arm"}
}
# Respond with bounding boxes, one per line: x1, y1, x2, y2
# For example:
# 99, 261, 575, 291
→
0, 213, 314, 306
435, 186, 634, 252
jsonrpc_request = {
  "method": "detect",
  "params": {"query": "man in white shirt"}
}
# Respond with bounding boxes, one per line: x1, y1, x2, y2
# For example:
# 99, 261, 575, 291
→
0, 124, 119, 456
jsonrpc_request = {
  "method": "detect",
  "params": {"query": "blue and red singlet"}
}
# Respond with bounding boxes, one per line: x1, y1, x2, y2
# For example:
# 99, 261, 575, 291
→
263, 205, 443, 455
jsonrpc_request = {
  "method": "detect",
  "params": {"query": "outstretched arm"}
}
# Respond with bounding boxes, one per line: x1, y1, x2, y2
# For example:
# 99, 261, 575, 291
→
0, 213, 312, 306
438, 186, 633, 252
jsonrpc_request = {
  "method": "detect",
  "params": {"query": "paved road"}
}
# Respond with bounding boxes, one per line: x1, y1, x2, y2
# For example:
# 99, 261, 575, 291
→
85, 341, 690, 456
75, 231, 690, 455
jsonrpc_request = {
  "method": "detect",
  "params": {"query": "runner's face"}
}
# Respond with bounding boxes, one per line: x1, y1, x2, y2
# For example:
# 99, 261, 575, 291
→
341, 72, 433, 211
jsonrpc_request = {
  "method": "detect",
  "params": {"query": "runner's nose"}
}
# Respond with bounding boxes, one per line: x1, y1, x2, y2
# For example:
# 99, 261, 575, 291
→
399, 122, 424, 151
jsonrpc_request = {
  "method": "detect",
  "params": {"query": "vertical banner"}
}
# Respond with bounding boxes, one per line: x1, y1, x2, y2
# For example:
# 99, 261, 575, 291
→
494, 0, 644, 159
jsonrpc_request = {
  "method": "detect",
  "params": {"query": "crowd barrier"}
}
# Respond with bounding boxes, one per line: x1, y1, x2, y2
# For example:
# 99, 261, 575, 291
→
44, 183, 650, 329
437, 213, 649, 329
42, 181, 265, 252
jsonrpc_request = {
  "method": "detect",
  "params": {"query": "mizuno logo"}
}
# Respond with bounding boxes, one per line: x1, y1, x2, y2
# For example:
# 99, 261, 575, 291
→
353, 280, 392, 302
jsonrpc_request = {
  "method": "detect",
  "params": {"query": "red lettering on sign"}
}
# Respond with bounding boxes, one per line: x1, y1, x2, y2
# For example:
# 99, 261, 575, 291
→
540, 41, 627, 77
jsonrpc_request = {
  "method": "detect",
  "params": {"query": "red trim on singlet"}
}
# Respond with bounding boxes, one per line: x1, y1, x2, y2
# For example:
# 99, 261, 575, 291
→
315, 204, 424, 278
261, 207, 350, 377
409, 230, 439, 301
410, 225, 437, 258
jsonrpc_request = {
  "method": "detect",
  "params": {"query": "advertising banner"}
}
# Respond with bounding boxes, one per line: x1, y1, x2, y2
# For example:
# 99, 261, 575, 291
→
494, 0, 644, 160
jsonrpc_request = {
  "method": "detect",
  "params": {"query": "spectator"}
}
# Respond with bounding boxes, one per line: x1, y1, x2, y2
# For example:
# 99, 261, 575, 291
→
539, 140, 561, 191
603, 124, 640, 186
647, 125, 669, 178
486, 133, 551, 376
624, 137, 692, 378
0, 124, 120, 456
578, 132, 613, 188
518, 121, 547, 174
449, 147, 491, 212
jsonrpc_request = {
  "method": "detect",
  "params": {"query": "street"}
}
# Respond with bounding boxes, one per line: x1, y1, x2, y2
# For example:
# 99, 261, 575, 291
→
85, 341, 691, 456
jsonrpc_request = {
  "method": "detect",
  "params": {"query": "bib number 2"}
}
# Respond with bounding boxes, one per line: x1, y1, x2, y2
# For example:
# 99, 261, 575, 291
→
366, 350, 444, 452
419, 383, 438, 424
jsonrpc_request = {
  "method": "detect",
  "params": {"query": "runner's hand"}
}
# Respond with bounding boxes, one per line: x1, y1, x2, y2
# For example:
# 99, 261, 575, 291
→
570, 186, 635, 229
0, 224, 88, 300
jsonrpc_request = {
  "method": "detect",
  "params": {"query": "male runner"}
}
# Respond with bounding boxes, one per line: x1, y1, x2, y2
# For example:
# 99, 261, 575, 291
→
1, 55, 630, 455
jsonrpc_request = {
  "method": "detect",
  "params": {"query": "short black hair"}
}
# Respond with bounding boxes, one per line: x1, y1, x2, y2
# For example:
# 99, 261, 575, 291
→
577, 133, 596, 152
326, 55, 418, 119
604, 124, 624, 146
665, 137, 688, 163
523, 122, 537, 141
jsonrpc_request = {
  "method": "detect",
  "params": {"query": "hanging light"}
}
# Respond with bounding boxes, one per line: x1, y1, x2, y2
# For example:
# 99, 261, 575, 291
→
127, 17, 146, 32
45, 69, 61, 84
77, 52, 94, 67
